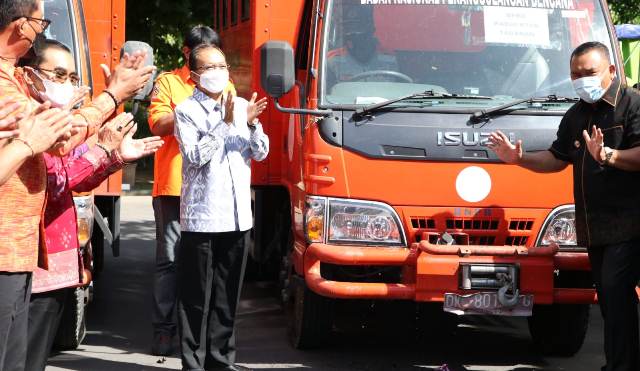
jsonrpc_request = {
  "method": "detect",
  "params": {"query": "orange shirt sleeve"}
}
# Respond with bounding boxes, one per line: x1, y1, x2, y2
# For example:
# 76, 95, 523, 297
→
52, 92, 116, 156
225, 81, 237, 96
148, 73, 175, 129
0, 67, 34, 114
147, 72, 236, 131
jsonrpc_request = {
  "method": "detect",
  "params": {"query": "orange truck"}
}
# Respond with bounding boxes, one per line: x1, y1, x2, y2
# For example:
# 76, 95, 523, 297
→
42, 0, 127, 348
216, 0, 626, 355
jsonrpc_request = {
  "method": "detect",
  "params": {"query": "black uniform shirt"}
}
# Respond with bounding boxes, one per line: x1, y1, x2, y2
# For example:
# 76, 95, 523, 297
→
550, 78, 640, 247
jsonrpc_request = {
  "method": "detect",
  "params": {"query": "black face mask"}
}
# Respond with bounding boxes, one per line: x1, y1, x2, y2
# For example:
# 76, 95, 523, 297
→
346, 34, 377, 64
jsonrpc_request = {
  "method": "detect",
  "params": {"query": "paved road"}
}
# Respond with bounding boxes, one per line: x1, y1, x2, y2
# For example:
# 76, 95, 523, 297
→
46, 196, 606, 371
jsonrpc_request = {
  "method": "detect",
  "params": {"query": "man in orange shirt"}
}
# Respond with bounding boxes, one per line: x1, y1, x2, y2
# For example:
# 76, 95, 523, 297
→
148, 25, 237, 356
0, 2, 74, 369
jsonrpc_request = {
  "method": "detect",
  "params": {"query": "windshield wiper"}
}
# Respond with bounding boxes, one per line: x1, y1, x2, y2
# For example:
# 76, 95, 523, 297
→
353, 90, 492, 121
469, 95, 579, 123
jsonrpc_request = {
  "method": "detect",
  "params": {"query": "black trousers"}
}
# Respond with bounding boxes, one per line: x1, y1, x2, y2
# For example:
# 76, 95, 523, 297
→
177, 231, 249, 371
0, 272, 31, 371
589, 239, 640, 371
26, 289, 68, 371
152, 196, 182, 337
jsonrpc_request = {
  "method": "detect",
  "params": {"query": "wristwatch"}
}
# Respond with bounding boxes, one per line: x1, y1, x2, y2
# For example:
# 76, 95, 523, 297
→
247, 120, 258, 130
602, 146, 614, 166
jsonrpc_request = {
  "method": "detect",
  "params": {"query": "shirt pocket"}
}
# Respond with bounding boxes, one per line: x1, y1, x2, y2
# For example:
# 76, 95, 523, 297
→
566, 134, 583, 163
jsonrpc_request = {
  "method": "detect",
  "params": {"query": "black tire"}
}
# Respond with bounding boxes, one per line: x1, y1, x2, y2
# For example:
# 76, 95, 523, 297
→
53, 288, 87, 350
415, 302, 458, 342
528, 303, 590, 356
278, 229, 295, 305
91, 219, 104, 279
287, 277, 334, 349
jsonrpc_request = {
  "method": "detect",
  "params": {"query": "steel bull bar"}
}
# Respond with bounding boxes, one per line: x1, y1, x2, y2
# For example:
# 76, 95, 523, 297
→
303, 240, 597, 304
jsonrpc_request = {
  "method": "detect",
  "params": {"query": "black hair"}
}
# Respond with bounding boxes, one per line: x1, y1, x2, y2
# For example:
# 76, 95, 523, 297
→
0, 0, 40, 31
183, 25, 221, 50
571, 41, 611, 63
24, 38, 71, 67
188, 43, 225, 72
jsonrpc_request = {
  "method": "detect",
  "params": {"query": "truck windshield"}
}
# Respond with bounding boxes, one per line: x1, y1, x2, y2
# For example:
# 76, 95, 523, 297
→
43, 0, 77, 64
321, 0, 614, 109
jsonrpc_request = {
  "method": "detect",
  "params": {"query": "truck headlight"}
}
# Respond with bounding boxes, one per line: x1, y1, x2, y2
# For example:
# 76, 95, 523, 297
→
304, 196, 406, 246
74, 195, 94, 248
305, 196, 327, 243
537, 205, 577, 247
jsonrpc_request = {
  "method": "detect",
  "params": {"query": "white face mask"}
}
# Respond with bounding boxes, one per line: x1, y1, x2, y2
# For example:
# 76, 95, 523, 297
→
198, 69, 229, 94
34, 71, 76, 108
572, 74, 606, 104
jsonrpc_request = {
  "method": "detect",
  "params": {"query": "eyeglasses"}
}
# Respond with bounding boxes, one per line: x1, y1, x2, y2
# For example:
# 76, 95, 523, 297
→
196, 64, 230, 72
13, 16, 51, 32
37, 67, 80, 86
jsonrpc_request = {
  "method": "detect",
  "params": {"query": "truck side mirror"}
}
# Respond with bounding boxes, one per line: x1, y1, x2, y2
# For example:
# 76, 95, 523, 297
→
260, 41, 295, 99
120, 41, 156, 101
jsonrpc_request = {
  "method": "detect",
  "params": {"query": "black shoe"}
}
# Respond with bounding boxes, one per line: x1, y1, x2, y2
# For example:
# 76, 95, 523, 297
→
151, 333, 173, 356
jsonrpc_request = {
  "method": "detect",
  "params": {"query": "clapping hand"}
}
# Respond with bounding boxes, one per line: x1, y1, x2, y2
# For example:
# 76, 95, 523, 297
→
97, 112, 135, 152
117, 123, 163, 162
63, 86, 91, 112
101, 50, 156, 103
582, 125, 605, 164
19, 103, 73, 154
487, 130, 523, 164
49, 118, 89, 151
247, 92, 267, 125
0, 99, 25, 140
223, 91, 234, 125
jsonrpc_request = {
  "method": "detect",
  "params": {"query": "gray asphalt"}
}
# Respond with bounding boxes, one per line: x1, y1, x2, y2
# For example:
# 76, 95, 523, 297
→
46, 196, 606, 371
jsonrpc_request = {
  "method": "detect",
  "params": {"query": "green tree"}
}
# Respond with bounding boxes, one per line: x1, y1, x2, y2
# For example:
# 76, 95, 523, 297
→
126, 0, 214, 73
124, 0, 213, 173
609, 0, 640, 24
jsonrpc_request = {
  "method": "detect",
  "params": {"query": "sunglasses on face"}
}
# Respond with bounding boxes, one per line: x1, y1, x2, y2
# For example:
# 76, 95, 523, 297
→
13, 16, 51, 32
37, 67, 80, 86
196, 64, 230, 73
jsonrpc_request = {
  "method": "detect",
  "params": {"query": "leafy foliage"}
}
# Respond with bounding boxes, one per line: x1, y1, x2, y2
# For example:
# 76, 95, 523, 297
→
126, 0, 214, 73
125, 1, 212, 170
609, 0, 640, 24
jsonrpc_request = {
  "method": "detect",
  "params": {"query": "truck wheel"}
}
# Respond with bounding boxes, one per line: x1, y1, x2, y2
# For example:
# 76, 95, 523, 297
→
528, 304, 590, 356
287, 276, 334, 349
53, 288, 87, 350
91, 219, 104, 279
278, 229, 295, 305
278, 255, 292, 304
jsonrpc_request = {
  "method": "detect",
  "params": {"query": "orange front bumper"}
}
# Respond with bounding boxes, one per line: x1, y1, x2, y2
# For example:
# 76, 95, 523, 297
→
303, 241, 596, 304
304, 243, 417, 300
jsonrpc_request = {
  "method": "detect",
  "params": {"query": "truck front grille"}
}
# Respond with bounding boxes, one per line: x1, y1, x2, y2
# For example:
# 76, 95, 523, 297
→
404, 207, 544, 247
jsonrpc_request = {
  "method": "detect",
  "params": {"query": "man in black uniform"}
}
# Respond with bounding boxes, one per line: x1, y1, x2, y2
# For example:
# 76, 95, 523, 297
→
488, 41, 640, 371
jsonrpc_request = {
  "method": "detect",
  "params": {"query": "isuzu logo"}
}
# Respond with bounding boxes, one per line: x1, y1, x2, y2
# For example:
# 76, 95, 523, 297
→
437, 131, 516, 146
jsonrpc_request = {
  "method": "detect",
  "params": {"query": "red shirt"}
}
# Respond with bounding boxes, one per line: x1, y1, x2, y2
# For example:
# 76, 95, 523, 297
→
32, 144, 124, 293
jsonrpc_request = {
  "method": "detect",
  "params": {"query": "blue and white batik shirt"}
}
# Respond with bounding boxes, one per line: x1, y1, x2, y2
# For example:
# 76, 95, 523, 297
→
174, 88, 269, 233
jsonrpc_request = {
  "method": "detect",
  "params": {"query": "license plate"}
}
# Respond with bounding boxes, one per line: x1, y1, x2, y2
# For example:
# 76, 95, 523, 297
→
443, 292, 534, 316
